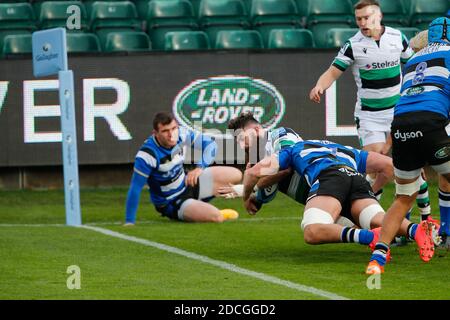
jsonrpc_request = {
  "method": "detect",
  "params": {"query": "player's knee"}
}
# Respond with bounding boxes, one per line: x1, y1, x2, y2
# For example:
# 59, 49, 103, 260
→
228, 167, 243, 184
303, 225, 322, 244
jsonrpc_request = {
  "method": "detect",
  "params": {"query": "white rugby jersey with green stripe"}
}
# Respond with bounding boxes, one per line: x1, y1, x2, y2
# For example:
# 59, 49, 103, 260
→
332, 26, 414, 123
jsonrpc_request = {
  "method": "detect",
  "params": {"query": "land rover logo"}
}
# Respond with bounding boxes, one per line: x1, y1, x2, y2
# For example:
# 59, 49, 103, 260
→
405, 86, 424, 96
435, 146, 450, 159
172, 76, 285, 137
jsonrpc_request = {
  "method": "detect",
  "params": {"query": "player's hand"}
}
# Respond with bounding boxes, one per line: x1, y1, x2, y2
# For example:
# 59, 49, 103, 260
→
309, 86, 324, 103
186, 167, 203, 187
244, 196, 260, 215
217, 183, 240, 199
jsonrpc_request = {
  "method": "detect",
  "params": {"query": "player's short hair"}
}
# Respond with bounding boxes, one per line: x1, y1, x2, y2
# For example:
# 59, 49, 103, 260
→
354, 0, 380, 10
153, 112, 176, 131
227, 112, 260, 130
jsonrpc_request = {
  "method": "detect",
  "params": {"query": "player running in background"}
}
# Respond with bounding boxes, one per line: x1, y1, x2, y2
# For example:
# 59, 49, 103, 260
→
124, 112, 242, 225
309, 0, 431, 212
241, 140, 430, 258
366, 17, 450, 274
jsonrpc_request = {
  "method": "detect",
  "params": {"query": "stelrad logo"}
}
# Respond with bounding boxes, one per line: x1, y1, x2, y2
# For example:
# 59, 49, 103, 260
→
172, 76, 285, 137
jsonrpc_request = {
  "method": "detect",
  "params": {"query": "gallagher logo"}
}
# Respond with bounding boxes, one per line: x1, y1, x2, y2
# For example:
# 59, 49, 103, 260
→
172, 76, 286, 137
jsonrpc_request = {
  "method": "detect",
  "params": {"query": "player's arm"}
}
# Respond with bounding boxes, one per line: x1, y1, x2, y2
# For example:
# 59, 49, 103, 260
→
256, 168, 292, 189
243, 155, 280, 201
310, 66, 344, 103
409, 30, 428, 53
124, 151, 154, 225
400, 31, 415, 63
364, 151, 394, 193
124, 172, 147, 225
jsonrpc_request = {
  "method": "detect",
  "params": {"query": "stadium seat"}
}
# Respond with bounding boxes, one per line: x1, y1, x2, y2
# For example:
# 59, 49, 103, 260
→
0, 3, 36, 31
105, 31, 151, 51
397, 27, 421, 41
132, 0, 151, 19
66, 32, 101, 52
326, 28, 359, 48
198, 0, 250, 45
410, 0, 449, 30
215, 30, 263, 49
38, 1, 89, 31
250, 0, 302, 47
2, 34, 32, 57
379, 0, 409, 28
190, 0, 202, 16
306, 0, 355, 48
91, 1, 142, 49
164, 30, 210, 50
146, 0, 198, 50
268, 28, 314, 48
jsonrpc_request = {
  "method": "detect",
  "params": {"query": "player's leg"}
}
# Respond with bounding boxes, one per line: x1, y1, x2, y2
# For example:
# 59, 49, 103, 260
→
180, 199, 225, 223
199, 166, 242, 197
438, 173, 450, 248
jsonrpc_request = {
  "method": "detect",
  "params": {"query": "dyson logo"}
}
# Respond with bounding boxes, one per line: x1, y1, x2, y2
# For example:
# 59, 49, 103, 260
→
394, 129, 423, 142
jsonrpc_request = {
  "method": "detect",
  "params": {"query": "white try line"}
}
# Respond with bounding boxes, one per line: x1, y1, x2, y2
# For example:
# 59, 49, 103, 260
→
0, 217, 301, 228
80, 225, 349, 300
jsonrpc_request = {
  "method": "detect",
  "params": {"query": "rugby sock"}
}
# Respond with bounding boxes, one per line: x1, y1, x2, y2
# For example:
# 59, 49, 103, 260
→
407, 223, 418, 241
370, 242, 389, 266
439, 189, 450, 236
340, 227, 374, 245
417, 179, 431, 220
405, 207, 412, 221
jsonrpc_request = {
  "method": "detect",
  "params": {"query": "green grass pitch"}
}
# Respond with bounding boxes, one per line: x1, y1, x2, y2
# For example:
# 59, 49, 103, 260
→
0, 182, 449, 300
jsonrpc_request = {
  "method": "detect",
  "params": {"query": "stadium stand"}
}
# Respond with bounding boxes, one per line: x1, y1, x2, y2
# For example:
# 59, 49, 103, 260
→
164, 30, 210, 50
215, 29, 263, 49
250, 0, 302, 48
146, 0, 198, 50
104, 30, 151, 51
66, 32, 101, 52
306, 0, 355, 48
267, 28, 314, 48
410, 0, 450, 30
2, 33, 32, 57
326, 27, 358, 48
378, 0, 409, 28
90, 1, 141, 50
198, 0, 249, 45
37, 1, 89, 31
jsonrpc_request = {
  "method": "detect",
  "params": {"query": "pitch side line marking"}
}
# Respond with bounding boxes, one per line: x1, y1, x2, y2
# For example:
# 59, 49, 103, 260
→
80, 225, 349, 300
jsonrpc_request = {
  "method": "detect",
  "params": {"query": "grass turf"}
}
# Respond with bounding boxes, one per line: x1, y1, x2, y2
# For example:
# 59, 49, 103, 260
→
0, 183, 449, 300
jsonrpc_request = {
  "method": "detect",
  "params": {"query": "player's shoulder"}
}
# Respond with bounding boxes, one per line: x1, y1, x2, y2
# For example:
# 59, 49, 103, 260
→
346, 31, 365, 45
385, 26, 402, 36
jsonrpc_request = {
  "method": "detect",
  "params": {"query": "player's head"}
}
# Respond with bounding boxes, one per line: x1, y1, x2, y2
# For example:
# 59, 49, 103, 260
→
354, 0, 382, 38
428, 17, 450, 44
152, 112, 179, 148
228, 112, 263, 150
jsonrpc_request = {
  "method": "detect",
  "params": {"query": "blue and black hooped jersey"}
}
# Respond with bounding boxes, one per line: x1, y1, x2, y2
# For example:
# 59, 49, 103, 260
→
396, 43, 450, 118
278, 140, 369, 188
133, 127, 216, 206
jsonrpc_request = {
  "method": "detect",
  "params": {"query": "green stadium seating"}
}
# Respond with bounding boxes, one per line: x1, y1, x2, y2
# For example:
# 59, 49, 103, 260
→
410, 0, 449, 30
379, 0, 409, 27
91, 1, 141, 49
397, 27, 421, 41
198, 0, 249, 44
2, 34, 32, 57
0, 3, 36, 31
66, 32, 101, 52
250, 0, 302, 47
38, 1, 88, 31
84, 0, 125, 16
306, 0, 355, 48
268, 28, 314, 48
146, 0, 198, 50
215, 30, 263, 49
0, 30, 31, 57
132, 0, 151, 19
164, 30, 210, 50
190, 0, 202, 16
105, 31, 151, 51
326, 27, 358, 48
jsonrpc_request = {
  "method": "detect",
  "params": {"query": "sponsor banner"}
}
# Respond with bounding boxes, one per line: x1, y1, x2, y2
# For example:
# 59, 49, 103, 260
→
0, 51, 358, 166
